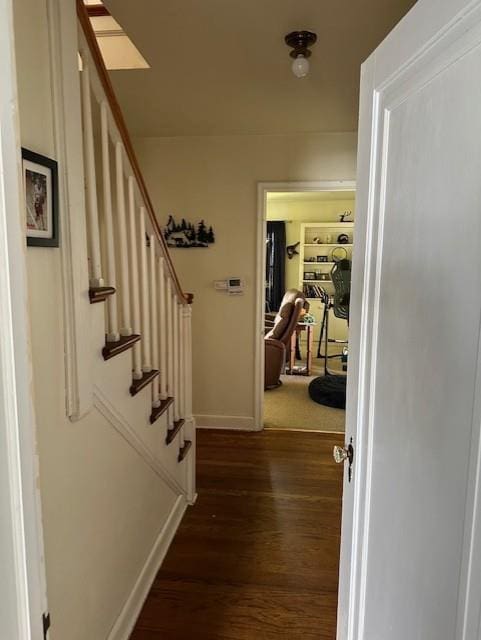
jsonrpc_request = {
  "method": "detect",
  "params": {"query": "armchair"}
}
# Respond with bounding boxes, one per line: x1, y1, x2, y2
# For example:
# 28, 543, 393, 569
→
264, 289, 308, 389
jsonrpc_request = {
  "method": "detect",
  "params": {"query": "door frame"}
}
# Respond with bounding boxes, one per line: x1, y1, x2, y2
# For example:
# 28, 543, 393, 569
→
255, 180, 356, 429
0, 0, 49, 637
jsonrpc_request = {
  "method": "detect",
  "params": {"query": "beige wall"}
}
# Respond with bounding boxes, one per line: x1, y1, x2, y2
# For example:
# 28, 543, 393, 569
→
135, 133, 357, 425
14, 2, 177, 638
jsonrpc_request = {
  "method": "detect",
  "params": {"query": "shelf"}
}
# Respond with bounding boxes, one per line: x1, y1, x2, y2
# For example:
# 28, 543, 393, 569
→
303, 279, 332, 283
303, 222, 354, 228
304, 243, 353, 247
304, 261, 335, 265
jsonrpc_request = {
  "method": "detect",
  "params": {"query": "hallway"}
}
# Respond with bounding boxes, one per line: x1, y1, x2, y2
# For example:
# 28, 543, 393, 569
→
130, 429, 343, 639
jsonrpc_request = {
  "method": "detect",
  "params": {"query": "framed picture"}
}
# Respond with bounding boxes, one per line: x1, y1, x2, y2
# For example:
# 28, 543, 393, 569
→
316, 255, 328, 263
304, 271, 316, 281
22, 148, 59, 247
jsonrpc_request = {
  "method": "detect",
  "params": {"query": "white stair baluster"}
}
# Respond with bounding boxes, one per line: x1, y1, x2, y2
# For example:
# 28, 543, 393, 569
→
115, 142, 132, 336
173, 293, 179, 424
80, 59, 103, 287
158, 258, 167, 400
139, 208, 151, 373
100, 101, 119, 341
166, 278, 174, 428
150, 236, 160, 408
127, 177, 142, 379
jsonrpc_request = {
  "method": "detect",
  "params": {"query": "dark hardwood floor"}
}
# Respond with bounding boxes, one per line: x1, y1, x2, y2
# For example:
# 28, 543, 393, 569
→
130, 429, 343, 640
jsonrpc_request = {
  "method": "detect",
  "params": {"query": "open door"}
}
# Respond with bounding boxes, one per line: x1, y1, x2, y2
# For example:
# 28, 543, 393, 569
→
338, 0, 481, 637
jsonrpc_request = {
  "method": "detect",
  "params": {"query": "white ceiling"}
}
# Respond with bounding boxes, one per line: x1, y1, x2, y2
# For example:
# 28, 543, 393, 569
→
103, 0, 417, 138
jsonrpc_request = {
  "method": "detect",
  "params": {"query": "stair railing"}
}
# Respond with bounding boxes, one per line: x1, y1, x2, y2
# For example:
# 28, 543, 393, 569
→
76, 0, 194, 476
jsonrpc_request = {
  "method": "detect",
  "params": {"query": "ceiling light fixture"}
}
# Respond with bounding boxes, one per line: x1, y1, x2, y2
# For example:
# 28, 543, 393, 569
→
285, 30, 317, 78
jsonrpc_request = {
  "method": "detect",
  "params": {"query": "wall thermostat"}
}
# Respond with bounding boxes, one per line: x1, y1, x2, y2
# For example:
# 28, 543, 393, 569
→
213, 277, 245, 295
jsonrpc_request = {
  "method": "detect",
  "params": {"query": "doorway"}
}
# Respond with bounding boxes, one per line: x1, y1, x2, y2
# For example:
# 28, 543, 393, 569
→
256, 181, 356, 433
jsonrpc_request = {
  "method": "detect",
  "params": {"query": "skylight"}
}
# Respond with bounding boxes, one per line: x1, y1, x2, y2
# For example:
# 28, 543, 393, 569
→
84, 2, 150, 70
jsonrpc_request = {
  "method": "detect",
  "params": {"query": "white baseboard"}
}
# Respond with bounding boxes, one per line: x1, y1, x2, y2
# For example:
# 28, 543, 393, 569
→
106, 494, 188, 640
195, 414, 259, 431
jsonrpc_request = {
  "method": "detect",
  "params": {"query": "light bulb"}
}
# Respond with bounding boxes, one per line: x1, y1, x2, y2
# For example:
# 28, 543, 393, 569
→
292, 54, 309, 78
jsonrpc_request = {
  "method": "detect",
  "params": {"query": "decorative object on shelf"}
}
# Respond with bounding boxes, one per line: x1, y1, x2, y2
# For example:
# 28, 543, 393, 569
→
320, 273, 330, 281
285, 30, 317, 79
312, 236, 323, 244
304, 271, 316, 281
339, 210, 353, 222
22, 148, 59, 247
331, 246, 348, 262
337, 233, 350, 244
286, 241, 300, 259
324, 233, 332, 244
306, 256, 317, 263
164, 215, 215, 248
317, 255, 328, 262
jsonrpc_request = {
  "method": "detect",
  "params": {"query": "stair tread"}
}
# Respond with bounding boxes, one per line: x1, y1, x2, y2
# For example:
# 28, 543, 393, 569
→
150, 397, 174, 424
102, 334, 140, 360
89, 286, 116, 304
166, 418, 185, 445
178, 439, 192, 462
130, 370, 159, 396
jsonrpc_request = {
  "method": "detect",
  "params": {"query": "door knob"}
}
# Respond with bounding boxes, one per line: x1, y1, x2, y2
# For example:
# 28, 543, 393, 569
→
333, 445, 349, 463
333, 438, 354, 482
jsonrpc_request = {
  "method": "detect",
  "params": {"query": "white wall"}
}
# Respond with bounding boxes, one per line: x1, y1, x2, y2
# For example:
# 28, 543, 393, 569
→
135, 133, 357, 427
13, 2, 179, 638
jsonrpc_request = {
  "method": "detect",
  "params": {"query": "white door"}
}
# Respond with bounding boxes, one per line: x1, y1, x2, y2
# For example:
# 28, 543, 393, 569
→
338, 1, 481, 638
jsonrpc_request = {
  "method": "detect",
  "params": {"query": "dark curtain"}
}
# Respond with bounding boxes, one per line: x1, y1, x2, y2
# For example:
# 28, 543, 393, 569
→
266, 221, 286, 312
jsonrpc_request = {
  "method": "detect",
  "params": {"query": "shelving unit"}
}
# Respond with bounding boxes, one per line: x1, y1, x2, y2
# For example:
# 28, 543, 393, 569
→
299, 222, 354, 298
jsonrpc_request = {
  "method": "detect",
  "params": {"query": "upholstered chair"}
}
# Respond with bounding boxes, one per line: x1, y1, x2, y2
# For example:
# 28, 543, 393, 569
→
264, 289, 307, 389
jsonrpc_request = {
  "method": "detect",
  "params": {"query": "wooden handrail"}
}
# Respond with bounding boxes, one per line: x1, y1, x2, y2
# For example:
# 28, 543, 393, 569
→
76, 0, 189, 304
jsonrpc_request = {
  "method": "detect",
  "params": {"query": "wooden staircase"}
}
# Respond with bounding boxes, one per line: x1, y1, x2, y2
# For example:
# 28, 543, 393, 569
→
76, 1, 195, 477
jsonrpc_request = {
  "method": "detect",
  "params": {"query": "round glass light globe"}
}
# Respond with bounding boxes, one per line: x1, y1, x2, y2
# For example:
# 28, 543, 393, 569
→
292, 55, 309, 78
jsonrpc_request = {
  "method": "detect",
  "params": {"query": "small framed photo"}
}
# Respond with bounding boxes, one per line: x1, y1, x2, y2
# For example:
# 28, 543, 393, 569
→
22, 148, 59, 247
316, 255, 328, 263
304, 271, 316, 281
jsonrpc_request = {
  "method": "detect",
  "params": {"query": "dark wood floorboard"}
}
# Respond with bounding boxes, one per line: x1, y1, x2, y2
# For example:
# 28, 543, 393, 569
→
130, 429, 343, 640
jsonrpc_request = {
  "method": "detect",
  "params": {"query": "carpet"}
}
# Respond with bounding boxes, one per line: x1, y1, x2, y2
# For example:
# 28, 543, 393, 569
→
264, 362, 346, 433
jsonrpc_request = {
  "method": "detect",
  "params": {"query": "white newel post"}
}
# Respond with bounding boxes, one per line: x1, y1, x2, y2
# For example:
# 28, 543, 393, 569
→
150, 236, 160, 408
166, 278, 174, 428
115, 142, 132, 336
173, 293, 180, 424
183, 303, 193, 421
183, 301, 196, 503
178, 302, 185, 447
158, 258, 167, 400
139, 208, 151, 372
127, 177, 142, 379
80, 59, 103, 287
100, 101, 119, 342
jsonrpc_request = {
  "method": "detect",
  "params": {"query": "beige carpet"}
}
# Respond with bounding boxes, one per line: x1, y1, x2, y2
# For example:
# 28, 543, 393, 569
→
264, 362, 345, 433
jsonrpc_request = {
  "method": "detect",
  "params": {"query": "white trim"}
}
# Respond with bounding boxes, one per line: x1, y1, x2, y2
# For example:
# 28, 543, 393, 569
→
106, 494, 188, 640
0, 1, 48, 636
46, 0, 94, 421
195, 414, 257, 431
93, 386, 185, 495
255, 180, 356, 430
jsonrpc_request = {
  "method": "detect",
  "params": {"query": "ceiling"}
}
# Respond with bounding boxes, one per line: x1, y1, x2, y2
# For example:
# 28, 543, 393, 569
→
103, 0, 417, 138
